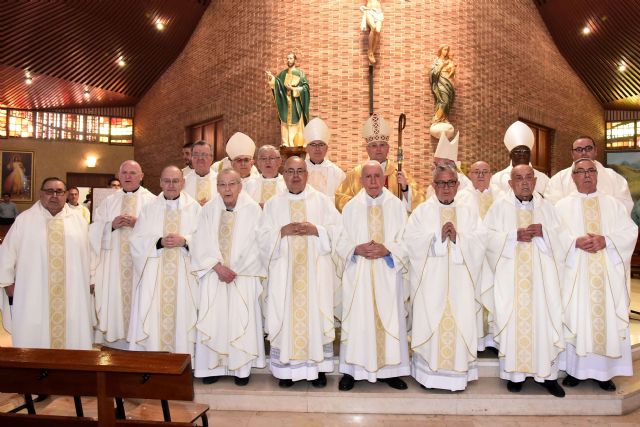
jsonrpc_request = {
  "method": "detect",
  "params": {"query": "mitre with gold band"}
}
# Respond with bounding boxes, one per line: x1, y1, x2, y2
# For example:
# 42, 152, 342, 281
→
362, 113, 390, 144
503, 120, 534, 152
226, 132, 256, 160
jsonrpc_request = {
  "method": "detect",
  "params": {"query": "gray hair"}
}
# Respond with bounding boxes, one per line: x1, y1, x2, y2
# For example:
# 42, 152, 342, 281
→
572, 157, 596, 173
257, 145, 280, 158
432, 164, 458, 181
191, 140, 212, 154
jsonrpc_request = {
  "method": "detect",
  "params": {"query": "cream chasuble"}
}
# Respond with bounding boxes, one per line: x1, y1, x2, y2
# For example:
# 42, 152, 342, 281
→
119, 194, 136, 334
244, 175, 286, 205
555, 192, 636, 380
0, 203, 93, 349
159, 208, 180, 352
337, 188, 410, 381
184, 171, 216, 205
405, 197, 484, 390
305, 159, 346, 203
192, 192, 266, 378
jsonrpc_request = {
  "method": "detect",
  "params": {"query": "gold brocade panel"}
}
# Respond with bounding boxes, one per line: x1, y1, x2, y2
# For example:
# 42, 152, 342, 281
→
367, 204, 387, 370
160, 208, 180, 352
196, 176, 211, 203
437, 207, 458, 370
289, 200, 309, 360
47, 218, 66, 349
261, 181, 277, 204
120, 195, 137, 332
308, 169, 328, 195
218, 211, 236, 266
478, 192, 493, 220
582, 197, 607, 355
515, 209, 534, 373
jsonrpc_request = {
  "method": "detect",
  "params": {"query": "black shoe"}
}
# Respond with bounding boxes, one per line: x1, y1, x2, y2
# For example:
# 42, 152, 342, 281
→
311, 372, 327, 388
234, 376, 250, 386
562, 375, 581, 387
541, 380, 565, 398
507, 380, 523, 393
379, 377, 408, 390
597, 379, 616, 392
338, 374, 355, 391
202, 376, 219, 384
278, 379, 294, 388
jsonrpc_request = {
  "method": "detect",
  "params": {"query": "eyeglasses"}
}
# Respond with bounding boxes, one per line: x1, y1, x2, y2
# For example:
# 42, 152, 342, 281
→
433, 180, 458, 188
572, 145, 594, 153
217, 181, 240, 188
232, 158, 253, 164
258, 157, 280, 162
42, 189, 66, 196
161, 179, 182, 185
191, 153, 212, 158
367, 143, 388, 149
470, 170, 490, 176
284, 168, 307, 176
573, 168, 597, 176
308, 143, 327, 149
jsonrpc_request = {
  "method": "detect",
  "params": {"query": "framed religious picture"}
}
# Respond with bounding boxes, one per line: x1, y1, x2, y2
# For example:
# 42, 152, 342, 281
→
1, 150, 34, 202
605, 151, 640, 202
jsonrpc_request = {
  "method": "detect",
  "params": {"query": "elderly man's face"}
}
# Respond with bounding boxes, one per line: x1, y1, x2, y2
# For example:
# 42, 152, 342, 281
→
432, 170, 459, 204
257, 149, 281, 178
509, 165, 537, 199
361, 164, 385, 198
232, 156, 254, 178
191, 144, 213, 176
572, 138, 597, 161
160, 168, 184, 200
307, 140, 328, 164
283, 158, 308, 194
510, 145, 531, 166
572, 159, 598, 194
217, 173, 242, 209
118, 162, 143, 192
40, 180, 67, 216
469, 161, 492, 191
366, 141, 389, 163
67, 188, 80, 206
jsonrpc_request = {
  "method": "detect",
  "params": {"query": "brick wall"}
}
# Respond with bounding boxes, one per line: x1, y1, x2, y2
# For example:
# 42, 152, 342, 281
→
135, 0, 603, 193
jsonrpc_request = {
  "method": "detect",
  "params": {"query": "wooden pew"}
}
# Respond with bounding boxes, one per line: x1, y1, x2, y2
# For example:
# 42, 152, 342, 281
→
0, 347, 207, 426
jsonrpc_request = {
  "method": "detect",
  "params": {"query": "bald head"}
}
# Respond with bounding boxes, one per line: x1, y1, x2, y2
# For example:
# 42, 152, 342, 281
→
118, 160, 143, 192
160, 165, 184, 199
509, 164, 536, 200
468, 161, 492, 191
283, 156, 308, 194
361, 160, 385, 198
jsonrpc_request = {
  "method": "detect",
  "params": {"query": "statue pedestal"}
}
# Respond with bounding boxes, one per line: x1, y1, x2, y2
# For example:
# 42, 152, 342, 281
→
279, 146, 307, 161
429, 122, 455, 139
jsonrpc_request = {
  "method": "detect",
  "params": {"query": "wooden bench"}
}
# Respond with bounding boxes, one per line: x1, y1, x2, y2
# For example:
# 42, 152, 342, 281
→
0, 347, 208, 426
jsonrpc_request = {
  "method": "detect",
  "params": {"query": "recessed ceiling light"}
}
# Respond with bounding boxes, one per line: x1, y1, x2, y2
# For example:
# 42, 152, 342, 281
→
25, 77, 33, 85
618, 62, 627, 72
582, 26, 591, 35
83, 88, 90, 99
117, 56, 126, 67
155, 19, 166, 31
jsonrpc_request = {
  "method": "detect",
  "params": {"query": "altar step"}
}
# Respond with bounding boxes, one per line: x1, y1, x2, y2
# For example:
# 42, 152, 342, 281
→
193, 348, 640, 416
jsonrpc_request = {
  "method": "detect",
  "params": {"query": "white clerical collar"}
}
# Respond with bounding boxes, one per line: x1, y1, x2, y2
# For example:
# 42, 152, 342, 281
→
308, 159, 326, 166
123, 187, 140, 194
287, 189, 306, 200
196, 171, 211, 178
261, 174, 280, 181
438, 199, 456, 206
163, 195, 180, 210
365, 191, 384, 205
577, 191, 598, 198
475, 187, 491, 194
514, 195, 534, 210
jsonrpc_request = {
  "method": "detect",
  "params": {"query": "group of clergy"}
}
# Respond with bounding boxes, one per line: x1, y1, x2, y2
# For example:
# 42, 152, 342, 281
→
0, 114, 635, 399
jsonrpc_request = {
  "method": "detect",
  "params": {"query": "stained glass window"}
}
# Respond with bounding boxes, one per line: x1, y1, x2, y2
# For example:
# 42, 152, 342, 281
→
0, 109, 7, 138
605, 120, 637, 149
110, 117, 133, 144
8, 110, 34, 138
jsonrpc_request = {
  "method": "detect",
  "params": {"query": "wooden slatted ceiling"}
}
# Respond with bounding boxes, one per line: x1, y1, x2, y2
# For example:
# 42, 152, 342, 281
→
536, 0, 640, 110
0, 0, 209, 110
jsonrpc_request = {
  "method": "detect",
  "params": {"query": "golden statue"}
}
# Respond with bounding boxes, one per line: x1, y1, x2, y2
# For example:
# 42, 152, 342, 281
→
360, 0, 384, 64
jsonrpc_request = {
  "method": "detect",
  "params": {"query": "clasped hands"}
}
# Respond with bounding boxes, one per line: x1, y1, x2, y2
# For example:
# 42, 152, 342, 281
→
441, 221, 457, 243
354, 240, 390, 260
516, 224, 543, 242
575, 233, 606, 253
161, 233, 186, 248
112, 214, 136, 229
281, 222, 318, 237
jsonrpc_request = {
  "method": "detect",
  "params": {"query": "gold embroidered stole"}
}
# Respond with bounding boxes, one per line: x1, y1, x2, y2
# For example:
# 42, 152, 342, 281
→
196, 175, 211, 203
119, 194, 137, 332
437, 207, 458, 370
478, 191, 493, 220
159, 207, 181, 352
515, 209, 534, 373
47, 217, 66, 349
367, 204, 387, 370
261, 180, 277, 204
219, 211, 236, 266
308, 168, 328, 194
582, 197, 607, 355
289, 199, 309, 360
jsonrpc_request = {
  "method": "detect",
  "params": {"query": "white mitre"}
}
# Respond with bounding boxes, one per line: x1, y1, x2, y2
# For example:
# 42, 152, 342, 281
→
434, 131, 459, 161
362, 113, 390, 144
504, 121, 534, 152
303, 117, 330, 145
226, 132, 256, 160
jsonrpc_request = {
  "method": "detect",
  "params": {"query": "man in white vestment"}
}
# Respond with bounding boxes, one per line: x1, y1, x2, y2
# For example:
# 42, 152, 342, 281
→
259, 157, 341, 388
544, 137, 633, 213
67, 187, 91, 223
184, 140, 217, 206
192, 169, 266, 386
244, 145, 286, 207
425, 132, 472, 200
303, 117, 346, 203
405, 164, 485, 391
484, 164, 565, 397
0, 177, 93, 349
128, 166, 200, 360
181, 141, 194, 177
336, 160, 410, 391
226, 132, 257, 184
335, 113, 424, 213
458, 161, 503, 351
491, 121, 549, 195
556, 158, 637, 391
90, 160, 156, 349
